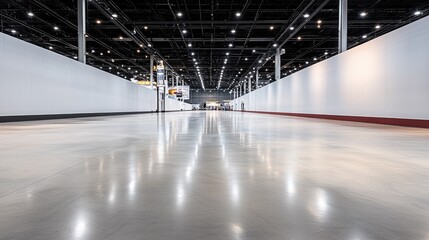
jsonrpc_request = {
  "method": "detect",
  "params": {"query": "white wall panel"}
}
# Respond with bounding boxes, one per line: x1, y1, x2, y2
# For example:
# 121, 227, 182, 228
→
232, 16, 429, 120
0, 33, 191, 116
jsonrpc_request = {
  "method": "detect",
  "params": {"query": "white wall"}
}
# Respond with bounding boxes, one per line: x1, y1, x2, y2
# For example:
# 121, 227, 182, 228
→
232, 16, 429, 120
0, 33, 191, 116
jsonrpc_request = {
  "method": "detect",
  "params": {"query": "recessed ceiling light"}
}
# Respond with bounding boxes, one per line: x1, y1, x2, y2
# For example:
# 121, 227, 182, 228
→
27, 12, 34, 17
362, 35, 367, 39
107, 50, 111, 53
53, 26, 59, 31
297, 36, 302, 40
191, 52, 195, 56
188, 43, 192, 47
112, 13, 118, 18
313, 57, 317, 61
137, 49, 140, 53
303, 13, 310, 18
144, 26, 148, 30
100, 52, 104, 55
270, 26, 274, 30
375, 25, 381, 29
11, 29, 16, 34
273, 43, 278, 47
231, 29, 236, 34
289, 27, 295, 30
119, 36, 123, 40
360, 12, 367, 17
235, 12, 241, 17
49, 46, 53, 50
414, 11, 422, 16
252, 49, 256, 53
228, 43, 233, 47
258, 60, 262, 63
245, 58, 248, 61
177, 12, 183, 17
96, 20, 102, 24
182, 29, 187, 34
148, 43, 152, 47
317, 20, 322, 24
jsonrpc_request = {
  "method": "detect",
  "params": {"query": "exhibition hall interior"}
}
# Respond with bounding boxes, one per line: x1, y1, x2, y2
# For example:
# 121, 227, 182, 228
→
0, 0, 428, 239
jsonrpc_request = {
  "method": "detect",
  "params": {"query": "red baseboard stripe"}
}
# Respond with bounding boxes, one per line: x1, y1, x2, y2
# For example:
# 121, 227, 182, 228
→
241, 110, 429, 128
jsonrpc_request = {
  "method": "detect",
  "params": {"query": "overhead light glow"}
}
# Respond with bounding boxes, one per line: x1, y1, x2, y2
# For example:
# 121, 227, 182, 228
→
362, 35, 367, 39
144, 26, 148, 30
191, 52, 195, 56
235, 12, 241, 17
317, 20, 322, 24
375, 25, 381, 29
273, 43, 278, 47
182, 29, 187, 34
414, 11, 422, 16
289, 26, 295, 30
228, 43, 233, 47
188, 43, 192, 47
112, 13, 118, 18
27, 12, 34, 17
11, 29, 16, 34
96, 20, 101, 24
269, 26, 274, 30
53, 26, 59, 31
304, 13, 310, 18
49, 46, 53, 50
177, 12, 183, 17
297, 36, 302, 40
148, 43, 152, 47
226, 52, 230, 55
252, 49, 256, 53
258, 60, 262, 63
231, 29, 236, 34
360, 12, 367, 17
245, 58, 248, 61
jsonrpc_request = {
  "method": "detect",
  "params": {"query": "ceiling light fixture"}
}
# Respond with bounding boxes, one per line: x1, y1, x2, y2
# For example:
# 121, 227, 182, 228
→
375, 25, 381, 29
144, 26, 148, 30
317, 20, 322, 24
182, 29, 187, 34
53, 26, 59, 31
303, 13, 310, 18
289, 27, 295, 30
112, 13, 118, 18
360, 12, 367, 17
235, 12, 241, 17
273, 43, 278, 47
228, 43, 233, 47
414, 11, 422, 16
231, 29, 236, 34
270, 26, 274, 30
96, 20, 102, 24
362, 35, 367, 39
188, 43, 192, 47
11, 29, 16, 34
27, 12, 34, 17
177, 12, 183, 17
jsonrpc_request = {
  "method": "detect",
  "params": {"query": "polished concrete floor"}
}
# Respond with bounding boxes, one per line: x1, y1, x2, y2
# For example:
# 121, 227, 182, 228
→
0, 111, 428, 240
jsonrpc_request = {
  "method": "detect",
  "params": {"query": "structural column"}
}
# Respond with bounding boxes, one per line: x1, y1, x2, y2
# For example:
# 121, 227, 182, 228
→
248, 77, 251, 93
275, 48, 281, 81
150, 54, 154, 89
255, 68, 259, 89
240, 83, 242, 97
77, 0, 86, 63
339, 0, 348, 53
176, 76, 179, 87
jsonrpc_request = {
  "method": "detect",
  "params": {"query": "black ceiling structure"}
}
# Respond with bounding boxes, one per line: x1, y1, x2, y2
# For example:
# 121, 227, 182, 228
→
1, 0, 428, 91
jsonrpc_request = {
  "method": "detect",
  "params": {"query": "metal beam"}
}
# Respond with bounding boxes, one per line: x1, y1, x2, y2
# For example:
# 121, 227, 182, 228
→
77, 0, 86, 63
339, 0, 348, 53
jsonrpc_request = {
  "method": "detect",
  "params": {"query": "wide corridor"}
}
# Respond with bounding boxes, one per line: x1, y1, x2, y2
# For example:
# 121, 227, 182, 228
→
0, 111, 428, 240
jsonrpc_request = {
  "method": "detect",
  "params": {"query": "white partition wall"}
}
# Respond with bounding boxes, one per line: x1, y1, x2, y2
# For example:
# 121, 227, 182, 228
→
232, 16, 429, 127
0, 32, 191, 119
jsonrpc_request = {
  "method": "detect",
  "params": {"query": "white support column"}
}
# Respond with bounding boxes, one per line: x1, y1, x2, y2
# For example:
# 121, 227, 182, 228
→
240, 83, 242, 97
77, 0, 86, 63
176, 76, 179, 87
248, 77, 251, 93
255, 68, 259, 89
275, 48, 281, 81
339, 0, 348, 53
150, 54, 154, 89
164, 68, 168, 99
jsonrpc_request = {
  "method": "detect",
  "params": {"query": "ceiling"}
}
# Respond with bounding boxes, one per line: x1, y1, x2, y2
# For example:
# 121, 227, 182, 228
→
1, 0, 428, 91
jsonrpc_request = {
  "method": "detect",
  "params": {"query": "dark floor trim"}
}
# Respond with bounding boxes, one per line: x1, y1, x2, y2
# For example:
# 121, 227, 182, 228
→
241, 110, 429, 128
0, 111, 155, 123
